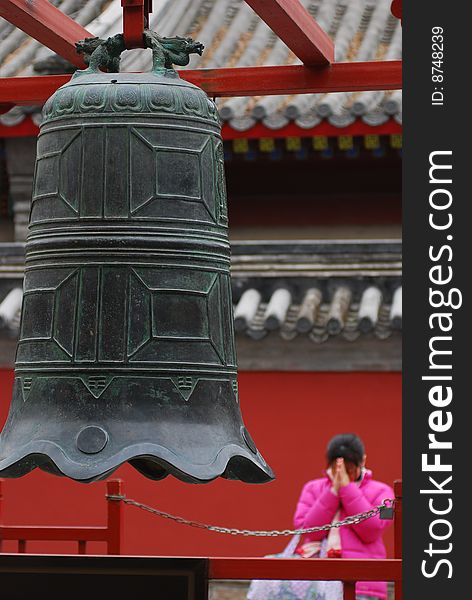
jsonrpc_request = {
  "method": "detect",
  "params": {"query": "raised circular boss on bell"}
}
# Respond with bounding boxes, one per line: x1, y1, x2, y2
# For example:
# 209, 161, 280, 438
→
0, 31, 274, 484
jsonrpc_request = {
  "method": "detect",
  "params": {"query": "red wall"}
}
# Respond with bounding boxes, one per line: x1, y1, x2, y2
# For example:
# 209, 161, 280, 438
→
0, 369, 401, 557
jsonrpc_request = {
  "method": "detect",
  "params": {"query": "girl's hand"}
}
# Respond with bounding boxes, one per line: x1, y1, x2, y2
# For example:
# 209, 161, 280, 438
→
331, 458, 351, 493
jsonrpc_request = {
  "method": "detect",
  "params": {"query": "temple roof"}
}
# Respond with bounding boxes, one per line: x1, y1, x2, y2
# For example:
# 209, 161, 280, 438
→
0, 0, 402, 131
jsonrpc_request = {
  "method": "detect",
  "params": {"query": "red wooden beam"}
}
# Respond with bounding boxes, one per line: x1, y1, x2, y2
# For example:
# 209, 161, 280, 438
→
244, 0, 334, 66
0, 117, 39, 138
208, 558, 402, 581
185, 61, 402, 96
0, 61, 402, 107
0, 0, 92, 68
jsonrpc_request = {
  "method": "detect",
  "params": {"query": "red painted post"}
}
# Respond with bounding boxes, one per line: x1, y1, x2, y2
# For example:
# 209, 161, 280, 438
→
122, 0, 146, 49
18, 539, 26, 553
394, 480, 402, 558
394, 480, 402, 600
0, 479, 4, 552
106, 479, 124, 555
343, 582, 356, 600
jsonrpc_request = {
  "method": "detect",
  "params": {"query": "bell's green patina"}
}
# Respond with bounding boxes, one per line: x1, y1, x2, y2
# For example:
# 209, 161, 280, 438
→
0, 33, 274, 484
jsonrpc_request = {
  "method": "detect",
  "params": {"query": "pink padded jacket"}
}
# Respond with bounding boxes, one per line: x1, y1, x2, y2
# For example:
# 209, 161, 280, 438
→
293, 469, 394, 599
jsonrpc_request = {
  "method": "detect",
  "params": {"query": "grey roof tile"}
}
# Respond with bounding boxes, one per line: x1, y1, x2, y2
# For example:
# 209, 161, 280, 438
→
327, 112, 356, 128
295, 111, 322, 129
384, 89, 402, 115
362, 110, 390, 126
262, 112, 290, 130
0, 287, 22, 330
233, 282, 401, 343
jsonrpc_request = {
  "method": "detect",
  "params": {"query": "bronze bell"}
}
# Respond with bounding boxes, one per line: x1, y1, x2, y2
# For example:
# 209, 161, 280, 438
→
0, 33, 274, 484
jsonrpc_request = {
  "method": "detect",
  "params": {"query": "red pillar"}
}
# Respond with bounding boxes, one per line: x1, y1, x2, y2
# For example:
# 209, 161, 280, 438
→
0, 479, 4, 552
394, 480, 402, 599
106, 479, 124, 555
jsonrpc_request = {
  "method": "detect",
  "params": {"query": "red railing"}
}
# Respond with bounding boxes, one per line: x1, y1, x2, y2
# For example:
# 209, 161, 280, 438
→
209, 480, 403, 600
0, 478, 402, 599
209, 557, 401, 600
393, 479, 402, 598
0, 479, 123, 554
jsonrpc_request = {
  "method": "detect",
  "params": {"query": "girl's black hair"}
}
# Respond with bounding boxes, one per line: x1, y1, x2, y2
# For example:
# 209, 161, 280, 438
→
326, 433, 365, 466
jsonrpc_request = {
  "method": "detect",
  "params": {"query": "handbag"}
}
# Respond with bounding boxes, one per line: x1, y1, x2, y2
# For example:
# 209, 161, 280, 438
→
246, 535, 343, 600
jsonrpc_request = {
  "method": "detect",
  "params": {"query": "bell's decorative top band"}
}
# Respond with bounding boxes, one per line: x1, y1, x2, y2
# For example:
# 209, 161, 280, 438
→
42, 32, 218, 125
0, 32, 274, 485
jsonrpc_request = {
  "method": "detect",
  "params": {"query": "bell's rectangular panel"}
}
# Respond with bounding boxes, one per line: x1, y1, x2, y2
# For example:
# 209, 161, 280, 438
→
0, 32, 273, 484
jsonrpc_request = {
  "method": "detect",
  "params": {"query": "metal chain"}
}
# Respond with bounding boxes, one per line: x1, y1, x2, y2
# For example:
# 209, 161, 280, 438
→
107, 494, 395, 537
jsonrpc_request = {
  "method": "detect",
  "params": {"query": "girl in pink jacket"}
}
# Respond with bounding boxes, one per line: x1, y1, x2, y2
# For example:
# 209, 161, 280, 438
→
293, 433, 394, 600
